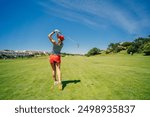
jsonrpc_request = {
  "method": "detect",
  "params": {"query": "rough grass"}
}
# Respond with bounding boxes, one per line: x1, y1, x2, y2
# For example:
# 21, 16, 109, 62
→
0, 55, 150, 100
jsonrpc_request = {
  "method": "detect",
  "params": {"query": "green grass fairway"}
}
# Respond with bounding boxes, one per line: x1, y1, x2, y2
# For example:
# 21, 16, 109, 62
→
0, 55, 150, 100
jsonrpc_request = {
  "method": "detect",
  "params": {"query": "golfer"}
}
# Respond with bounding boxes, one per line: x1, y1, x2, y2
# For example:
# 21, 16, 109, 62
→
48, 30, 64, 90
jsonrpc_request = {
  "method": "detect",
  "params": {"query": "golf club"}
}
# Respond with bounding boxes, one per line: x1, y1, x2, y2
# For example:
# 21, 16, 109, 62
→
54, 29, 79, 48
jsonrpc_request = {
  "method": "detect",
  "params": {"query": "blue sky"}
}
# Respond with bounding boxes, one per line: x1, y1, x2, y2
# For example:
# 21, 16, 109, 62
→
0, 0, 150, 54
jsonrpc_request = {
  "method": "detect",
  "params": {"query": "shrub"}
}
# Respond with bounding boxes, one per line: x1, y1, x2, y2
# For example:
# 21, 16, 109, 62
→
86, 47, 101, 56
105, 49, 112, 54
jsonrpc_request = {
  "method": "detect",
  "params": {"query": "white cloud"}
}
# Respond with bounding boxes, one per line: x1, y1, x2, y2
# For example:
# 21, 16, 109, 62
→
38, 0, 150, 34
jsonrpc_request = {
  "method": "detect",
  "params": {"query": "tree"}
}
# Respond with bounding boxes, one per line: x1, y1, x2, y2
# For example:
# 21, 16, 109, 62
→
143, 42, 150, 55
133, 37, 150, 53
106, 34, 150, 55
108, 43, 115, 49
107, 43, 121, 53
127, 44, 137, 55
108, 43, 119, 50
86, 47, 101, 56
121, 42, 132, 48
114, 46, 125, 53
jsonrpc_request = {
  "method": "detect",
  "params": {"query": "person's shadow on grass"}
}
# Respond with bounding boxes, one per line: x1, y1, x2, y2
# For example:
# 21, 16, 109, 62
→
62, 80, 81, 90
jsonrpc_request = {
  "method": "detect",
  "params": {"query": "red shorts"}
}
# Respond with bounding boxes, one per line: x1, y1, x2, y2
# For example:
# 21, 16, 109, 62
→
49, 54, 61, 63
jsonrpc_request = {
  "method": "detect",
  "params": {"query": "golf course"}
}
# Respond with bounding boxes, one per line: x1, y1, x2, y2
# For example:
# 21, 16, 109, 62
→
0, 54, 150, 100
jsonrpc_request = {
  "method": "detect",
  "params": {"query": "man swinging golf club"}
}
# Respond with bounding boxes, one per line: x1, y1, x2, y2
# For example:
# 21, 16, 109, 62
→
48, 29, 64, 90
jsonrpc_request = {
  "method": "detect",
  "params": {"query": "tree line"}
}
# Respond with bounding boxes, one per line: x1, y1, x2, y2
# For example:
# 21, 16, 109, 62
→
86, 35, 150, 56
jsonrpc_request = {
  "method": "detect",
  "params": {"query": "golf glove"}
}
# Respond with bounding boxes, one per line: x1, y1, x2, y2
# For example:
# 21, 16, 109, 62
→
54, 29, 61, 33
